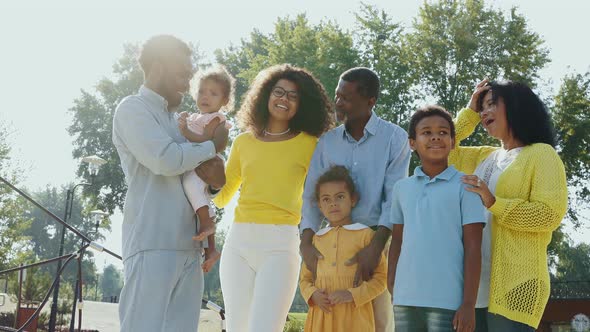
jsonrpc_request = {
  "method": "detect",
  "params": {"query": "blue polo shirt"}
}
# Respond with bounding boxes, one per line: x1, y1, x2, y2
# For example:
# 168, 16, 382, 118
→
391, 165, 486, 311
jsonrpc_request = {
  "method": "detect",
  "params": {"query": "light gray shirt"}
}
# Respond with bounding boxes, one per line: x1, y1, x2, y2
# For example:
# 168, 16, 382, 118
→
112, 86, 216, 260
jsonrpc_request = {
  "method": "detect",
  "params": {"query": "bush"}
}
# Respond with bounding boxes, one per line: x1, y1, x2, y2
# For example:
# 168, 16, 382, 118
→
283, 319, 304, 332
0, 311, 15, 329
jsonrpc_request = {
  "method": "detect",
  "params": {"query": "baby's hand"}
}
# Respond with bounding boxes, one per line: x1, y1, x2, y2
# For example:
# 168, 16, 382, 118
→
311, 289, 331, 313
204, 117, 222, 140
193, 224, 216, 242
328, 290, 353, 305
178, 112, 189, 134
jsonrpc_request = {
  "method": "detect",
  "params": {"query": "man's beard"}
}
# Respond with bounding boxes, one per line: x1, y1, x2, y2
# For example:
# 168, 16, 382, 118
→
334, 110, 346, 124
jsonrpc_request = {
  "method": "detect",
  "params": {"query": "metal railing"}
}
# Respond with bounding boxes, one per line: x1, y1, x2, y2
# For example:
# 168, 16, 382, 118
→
0, 176, 226, 332
550, 280, 590, 300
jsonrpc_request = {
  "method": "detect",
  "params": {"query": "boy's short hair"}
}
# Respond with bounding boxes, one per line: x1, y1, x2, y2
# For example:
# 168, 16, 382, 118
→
408, 105, 456, 140
314, 165, 357, 202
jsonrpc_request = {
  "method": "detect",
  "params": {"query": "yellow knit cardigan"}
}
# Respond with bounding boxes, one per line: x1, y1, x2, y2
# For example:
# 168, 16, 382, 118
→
449, 108, 568, 328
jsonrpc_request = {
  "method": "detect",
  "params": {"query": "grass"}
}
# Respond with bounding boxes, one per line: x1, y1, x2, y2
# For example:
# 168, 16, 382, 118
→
284, 313, 307, 332
287, 312, 307, 322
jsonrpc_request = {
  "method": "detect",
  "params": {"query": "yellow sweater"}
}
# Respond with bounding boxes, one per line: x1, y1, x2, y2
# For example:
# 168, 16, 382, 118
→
299, 225, 386, 332
213, 132, 317, 225
449, 108, 568, 328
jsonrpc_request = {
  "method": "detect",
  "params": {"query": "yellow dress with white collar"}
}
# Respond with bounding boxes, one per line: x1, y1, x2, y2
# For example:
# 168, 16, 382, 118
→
299, 223, 387, 332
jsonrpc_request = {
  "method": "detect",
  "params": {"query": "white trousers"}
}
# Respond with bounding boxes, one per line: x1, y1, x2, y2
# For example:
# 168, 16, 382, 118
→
119, 250, 203, 332
374, 288, 394, 332
182, 169, 215, 217
219, 223, 300, 332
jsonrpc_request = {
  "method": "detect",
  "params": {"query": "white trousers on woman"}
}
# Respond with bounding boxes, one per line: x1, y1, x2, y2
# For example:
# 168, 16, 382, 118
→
220, 223, 300, 332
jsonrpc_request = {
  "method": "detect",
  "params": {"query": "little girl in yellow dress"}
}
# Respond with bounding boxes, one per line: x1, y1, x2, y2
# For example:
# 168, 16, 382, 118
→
299, 165, 387, 332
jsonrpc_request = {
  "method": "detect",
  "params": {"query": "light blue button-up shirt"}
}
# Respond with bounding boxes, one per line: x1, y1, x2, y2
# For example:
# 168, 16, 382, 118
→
112, 86, 216, 260
300, 112, 411, 232
391, 165, 486, 310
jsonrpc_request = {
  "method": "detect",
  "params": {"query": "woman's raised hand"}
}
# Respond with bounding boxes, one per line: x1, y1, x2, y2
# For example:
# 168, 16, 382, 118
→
468, 79, 491, 113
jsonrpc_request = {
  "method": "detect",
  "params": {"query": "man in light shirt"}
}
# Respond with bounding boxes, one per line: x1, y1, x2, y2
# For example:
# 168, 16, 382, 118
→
112, 35, 227, 332
300, 67, 411, 332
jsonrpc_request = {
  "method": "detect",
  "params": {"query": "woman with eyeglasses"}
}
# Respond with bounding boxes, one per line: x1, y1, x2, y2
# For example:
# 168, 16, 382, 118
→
212, 64, 333, 332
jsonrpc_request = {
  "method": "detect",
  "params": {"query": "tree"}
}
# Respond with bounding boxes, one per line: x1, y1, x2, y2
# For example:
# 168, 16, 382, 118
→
555, 243, 590, 281
100, 264, 123, 301
405, 0, 550, 117
354, 3, 417, 125
0, 119, 31, 271
68, 43, 206, 214
8, 253, 52, 304
553, 72, 590, 225
216, 14, 358, 104
552, 242, 590, 299
21, 185, 101, 286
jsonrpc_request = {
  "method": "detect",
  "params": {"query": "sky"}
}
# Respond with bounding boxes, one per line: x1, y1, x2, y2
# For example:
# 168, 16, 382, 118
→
1, 0, 589, 270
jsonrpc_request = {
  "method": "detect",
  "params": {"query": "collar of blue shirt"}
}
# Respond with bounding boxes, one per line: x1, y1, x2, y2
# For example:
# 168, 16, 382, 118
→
340, 111, 380, 142
139, 85, 169, 110
413, 165, 458, 182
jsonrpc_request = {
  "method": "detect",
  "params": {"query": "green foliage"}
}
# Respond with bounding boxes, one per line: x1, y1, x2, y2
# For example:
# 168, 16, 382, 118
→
354, 3, 416, 125
0, 120, 31, 270
283, 317, 305, 332
216, 14, 358, 105
285, 313, 306, 332
555, 243, 590, 281
100, 264, 122, 300
551, 242, 590, 298
406, 0, 550, 116
0, 312, 15, 329
18, 185, 100, 285
8, 252, 52, 304
553, 72, 590, 225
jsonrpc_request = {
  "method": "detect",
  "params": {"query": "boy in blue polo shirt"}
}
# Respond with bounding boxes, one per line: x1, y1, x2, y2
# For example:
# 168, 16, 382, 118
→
387, 105, 486, 332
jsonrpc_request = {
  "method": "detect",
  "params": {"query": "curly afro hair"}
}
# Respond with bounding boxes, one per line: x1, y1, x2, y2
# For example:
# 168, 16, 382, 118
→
237, 64, 334, 137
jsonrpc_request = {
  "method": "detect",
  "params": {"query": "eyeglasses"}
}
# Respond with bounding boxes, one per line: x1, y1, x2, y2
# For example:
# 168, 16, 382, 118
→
271, 86, 299, 102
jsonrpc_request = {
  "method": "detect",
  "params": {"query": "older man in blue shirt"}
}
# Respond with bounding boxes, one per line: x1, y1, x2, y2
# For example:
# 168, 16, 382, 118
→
300, 67, 411, 332
113, 35, 227, 332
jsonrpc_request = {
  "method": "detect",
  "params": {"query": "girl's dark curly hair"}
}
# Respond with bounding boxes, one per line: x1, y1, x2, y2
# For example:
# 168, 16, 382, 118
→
314, 165, 357, 202
237, 64, 334, 137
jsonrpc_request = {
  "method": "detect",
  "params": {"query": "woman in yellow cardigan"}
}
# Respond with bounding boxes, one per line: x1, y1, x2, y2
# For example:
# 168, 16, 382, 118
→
212, 64, 333, 332
449, 80, 568, 331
